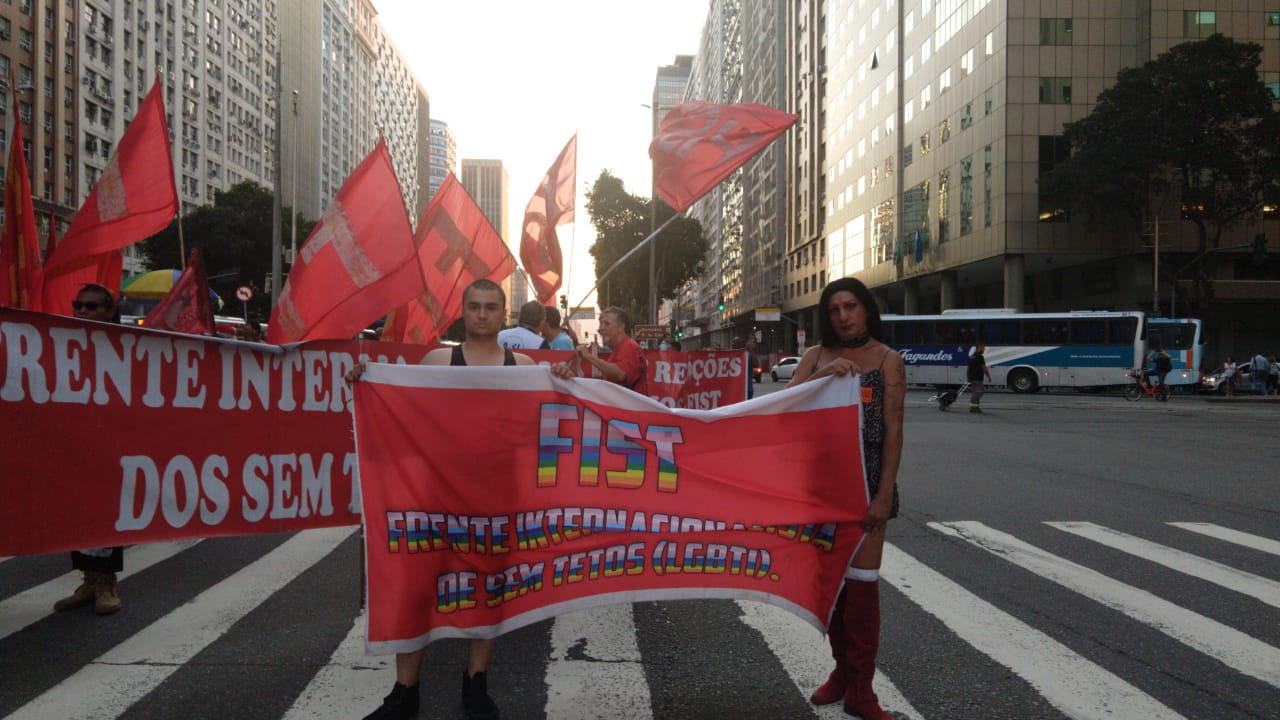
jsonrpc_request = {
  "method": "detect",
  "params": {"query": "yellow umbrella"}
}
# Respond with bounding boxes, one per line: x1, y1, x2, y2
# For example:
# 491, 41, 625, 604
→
120, 269, 183, 299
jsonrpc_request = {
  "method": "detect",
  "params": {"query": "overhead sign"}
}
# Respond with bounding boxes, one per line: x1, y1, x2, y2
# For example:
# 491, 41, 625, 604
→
634, 324, 669, 341
235, 285, 254, 302
755, 307, 781, 322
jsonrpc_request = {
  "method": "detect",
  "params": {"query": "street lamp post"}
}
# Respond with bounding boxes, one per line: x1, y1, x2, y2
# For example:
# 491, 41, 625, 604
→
648, 101, 658, 325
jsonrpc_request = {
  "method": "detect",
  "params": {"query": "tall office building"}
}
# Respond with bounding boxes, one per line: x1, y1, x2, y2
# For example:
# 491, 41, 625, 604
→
653, 55, 693, 331
684, 0, 742, 349
71, 0, 280, 272
427, 118, 455, 201
0, 2, 78, 254
822, 2, 1278, 353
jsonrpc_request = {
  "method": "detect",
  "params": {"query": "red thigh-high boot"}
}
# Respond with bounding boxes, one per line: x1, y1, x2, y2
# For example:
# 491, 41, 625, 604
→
810, 586, 849, 705
842, 573, 891, 719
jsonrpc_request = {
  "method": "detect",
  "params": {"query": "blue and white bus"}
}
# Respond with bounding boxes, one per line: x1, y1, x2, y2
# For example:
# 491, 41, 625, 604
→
882, 309, 1146, 393
1144, 318, 1204, 387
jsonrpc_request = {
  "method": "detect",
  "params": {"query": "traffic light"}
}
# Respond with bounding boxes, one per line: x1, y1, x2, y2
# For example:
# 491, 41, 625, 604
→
675, 327, 683, 339
1253, 233, 1268, 266
559, 294, 568, 311
717, 294, 725, 313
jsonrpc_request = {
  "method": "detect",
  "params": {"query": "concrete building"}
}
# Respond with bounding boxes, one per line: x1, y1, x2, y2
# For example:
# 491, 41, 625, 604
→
0, 1, 79, 255
821, 1, 1279, 356
683, 0, 743, 350
651, 55, 693, 332
66, 0, 281, 272
427, 118, 455, 201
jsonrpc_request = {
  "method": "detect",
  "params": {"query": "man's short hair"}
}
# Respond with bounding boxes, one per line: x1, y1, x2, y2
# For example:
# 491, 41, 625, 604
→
463, 279, 505, 307
544, 305, 562, 327
601, 306, 632, 334
78, 283, 115, 306
517, 300, 546, 328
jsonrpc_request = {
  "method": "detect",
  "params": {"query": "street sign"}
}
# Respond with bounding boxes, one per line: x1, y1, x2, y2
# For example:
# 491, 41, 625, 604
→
755, 307, 781, 322
634, 324, 668, 341
796, 328, 806, 352
235, 285, 254, 302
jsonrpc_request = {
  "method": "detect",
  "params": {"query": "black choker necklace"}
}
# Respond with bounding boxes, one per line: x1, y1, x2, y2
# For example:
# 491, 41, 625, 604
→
838, 333, 871, 349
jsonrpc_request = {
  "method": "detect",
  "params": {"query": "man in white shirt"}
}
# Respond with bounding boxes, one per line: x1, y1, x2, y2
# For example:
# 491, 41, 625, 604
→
497, 300, 548, 349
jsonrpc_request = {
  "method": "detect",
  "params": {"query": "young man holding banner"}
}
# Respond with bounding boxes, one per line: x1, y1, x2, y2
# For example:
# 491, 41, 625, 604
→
350, 278, 531, 720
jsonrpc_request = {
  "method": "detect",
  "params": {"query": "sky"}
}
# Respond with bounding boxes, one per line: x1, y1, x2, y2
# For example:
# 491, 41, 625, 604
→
374, 1, 708, 310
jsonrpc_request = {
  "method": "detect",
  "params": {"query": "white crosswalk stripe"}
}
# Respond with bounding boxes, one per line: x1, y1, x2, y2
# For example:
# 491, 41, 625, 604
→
1168, 522, 1280, 556
6, 527, 354, 720
882, 542, 1186, 719
3, 520, 1277, 719
1047, 521, 1280, 608
931, 521, 1280, 687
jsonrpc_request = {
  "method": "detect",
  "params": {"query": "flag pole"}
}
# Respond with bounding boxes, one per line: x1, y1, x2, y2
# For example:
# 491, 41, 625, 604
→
177, 211, 186, 269
573, 212, 679, 311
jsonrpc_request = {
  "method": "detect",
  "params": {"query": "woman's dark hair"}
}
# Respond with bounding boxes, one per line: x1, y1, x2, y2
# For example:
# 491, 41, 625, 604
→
817, 277, 883, 347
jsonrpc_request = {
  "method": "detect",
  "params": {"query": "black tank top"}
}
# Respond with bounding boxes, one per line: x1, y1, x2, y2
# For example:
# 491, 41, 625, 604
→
450, 345, 516, 366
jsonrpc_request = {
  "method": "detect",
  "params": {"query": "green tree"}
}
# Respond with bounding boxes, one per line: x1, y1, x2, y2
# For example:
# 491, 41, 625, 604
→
585, 170, 708, 323
138, 182, 314, 320
1043, 35, 1279, 255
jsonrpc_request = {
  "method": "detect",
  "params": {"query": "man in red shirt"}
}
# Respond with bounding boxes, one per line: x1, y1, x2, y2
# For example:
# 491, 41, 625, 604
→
569, 306, 647, 395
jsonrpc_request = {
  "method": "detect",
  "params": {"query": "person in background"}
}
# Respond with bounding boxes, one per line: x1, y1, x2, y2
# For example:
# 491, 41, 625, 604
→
1147, 343, 1173, 399
497, 301, 548, 350
1268, 355, 1279, 396
557, 306, 647, 396
1249, 351, 1269, 395
240, 321, 263, 342
967, 342, 993, 413
53, 284, 124, 617
1220, 355, 1237, 396
540, 305, 575, 350
732, 336, 759, 399
787, 277, 904, 720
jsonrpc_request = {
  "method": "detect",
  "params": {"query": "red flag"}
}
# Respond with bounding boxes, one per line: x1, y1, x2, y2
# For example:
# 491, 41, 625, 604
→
519, 135, 575, 303
0, 84, 44, 310
383, 173, 516, 344
142, 247, 212, 334
46, 209, 58, 254
42, 76, 177, 314
267, 139, 421, 344
649, 102, 799, 212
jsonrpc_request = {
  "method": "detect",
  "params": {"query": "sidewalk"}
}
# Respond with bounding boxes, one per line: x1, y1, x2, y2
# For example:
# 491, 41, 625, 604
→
1203, 394, 1280, 404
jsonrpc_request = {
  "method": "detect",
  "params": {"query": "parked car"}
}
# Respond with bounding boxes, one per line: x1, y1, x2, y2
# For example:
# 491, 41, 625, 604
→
1199, 364, 1251, 394
770, 356, 802, 382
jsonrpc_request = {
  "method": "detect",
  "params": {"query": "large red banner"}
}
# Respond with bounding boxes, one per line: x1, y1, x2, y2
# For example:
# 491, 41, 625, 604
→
0, 309, 749, 555
353, 364, 867, 652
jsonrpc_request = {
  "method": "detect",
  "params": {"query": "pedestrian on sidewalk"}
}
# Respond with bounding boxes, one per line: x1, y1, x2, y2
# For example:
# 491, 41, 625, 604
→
1268, 355, 1279, 396
53, 284, 124, 616
1250, 352, 1269, 395
786, 277, 904, 720
968, 343, 993, 413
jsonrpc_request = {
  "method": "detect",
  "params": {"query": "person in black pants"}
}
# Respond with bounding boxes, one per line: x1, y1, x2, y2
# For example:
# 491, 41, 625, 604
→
53, 284, 124, 616
968, 343, 993, 413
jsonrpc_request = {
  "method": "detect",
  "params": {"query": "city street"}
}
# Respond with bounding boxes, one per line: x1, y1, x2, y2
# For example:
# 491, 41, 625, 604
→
2, 384, 1277, 719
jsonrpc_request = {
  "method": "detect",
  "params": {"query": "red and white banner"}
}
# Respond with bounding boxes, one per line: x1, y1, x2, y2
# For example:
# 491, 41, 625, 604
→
0, 309, 749, 555
354, 363, 867, 652
649, 102, 799, 212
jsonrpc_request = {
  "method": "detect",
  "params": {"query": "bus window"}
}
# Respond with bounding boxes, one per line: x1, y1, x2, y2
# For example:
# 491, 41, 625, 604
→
1070, 319, 1105, 345
938, 322, 957, 344
981, 320, 1018, 345
1026, 320, 1059, 345
1109, 317, 1138, 344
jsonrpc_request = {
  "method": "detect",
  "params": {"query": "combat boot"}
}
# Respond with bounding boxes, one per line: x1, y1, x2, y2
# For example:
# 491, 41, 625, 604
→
53, 572, 97, 612
94, 572, 122, 615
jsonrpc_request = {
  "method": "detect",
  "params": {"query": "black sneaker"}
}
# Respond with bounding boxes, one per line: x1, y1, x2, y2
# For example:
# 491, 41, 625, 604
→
363, 682, 419, 720
462, 671, 500, 720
